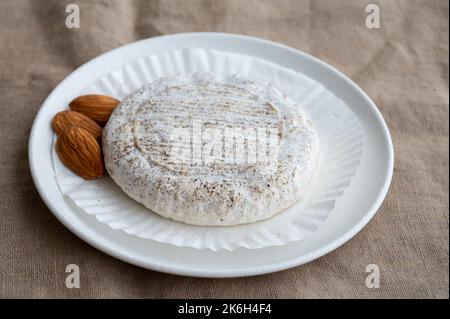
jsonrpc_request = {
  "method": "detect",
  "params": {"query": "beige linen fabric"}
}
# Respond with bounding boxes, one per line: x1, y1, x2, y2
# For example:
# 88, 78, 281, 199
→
0, 0, 448, 298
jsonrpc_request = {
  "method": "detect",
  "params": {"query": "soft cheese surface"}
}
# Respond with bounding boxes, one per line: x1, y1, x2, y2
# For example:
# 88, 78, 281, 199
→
103, 73, 320, 226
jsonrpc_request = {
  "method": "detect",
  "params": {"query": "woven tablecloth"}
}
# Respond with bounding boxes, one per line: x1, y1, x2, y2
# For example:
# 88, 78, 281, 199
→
0, 0, 448, 298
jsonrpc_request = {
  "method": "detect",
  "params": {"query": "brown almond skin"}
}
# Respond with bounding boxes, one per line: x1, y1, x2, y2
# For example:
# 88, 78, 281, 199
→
69, 95, 120, 126
56, 126, 105, 180
52, 110, 102, 140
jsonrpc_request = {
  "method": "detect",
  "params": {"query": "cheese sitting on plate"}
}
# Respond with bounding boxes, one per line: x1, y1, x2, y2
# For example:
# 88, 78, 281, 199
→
103, 73, 319, 226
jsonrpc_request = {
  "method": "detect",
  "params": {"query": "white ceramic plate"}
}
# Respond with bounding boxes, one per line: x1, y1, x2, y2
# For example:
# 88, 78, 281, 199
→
29, 33, 394, 278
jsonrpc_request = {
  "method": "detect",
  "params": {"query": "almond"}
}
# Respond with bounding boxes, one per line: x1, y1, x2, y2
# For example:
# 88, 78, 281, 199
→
69, 95, 120, 126
56, 126, 105, 180
52, 110, 102, 140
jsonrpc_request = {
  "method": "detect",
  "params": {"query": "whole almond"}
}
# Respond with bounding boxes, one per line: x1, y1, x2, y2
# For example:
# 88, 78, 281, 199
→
69, 95, 120, 126
56, 126, 105, 180
52, 110, 102, 140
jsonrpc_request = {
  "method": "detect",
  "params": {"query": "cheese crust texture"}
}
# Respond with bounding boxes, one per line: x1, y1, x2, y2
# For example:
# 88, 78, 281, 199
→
103, 73, 320, 226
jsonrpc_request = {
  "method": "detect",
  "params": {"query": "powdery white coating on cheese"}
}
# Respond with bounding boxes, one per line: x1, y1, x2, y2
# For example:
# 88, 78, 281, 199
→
103, 73, 320, 226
